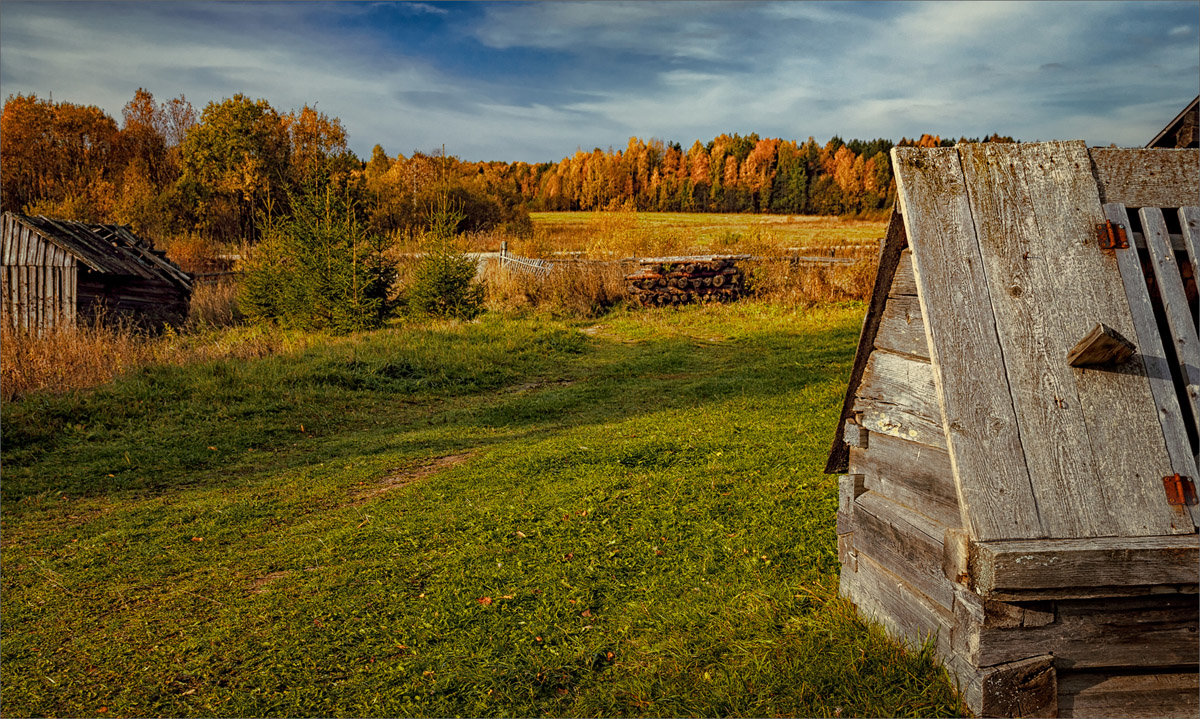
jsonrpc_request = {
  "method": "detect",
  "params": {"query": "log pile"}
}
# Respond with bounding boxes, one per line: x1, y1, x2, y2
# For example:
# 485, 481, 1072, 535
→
625, 256, 747, 307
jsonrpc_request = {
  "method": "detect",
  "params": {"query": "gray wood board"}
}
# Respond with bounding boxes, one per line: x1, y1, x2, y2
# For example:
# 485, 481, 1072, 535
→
852, 490, 956, 609
967, 593, 1199, 669
840, 549, 954, 657
1057, 669, 1199, 719
874, 294, 930, 360
824, 209, 908, 474
970, 534, 1200, 593
849, 432, 960, 528
1106, 203, 1200, 529
851, 349, 945, 448
1088, 148, 1200, 208
890, 249, 918, 296
893, 145, 1042, 542
959, 141, 1185, 538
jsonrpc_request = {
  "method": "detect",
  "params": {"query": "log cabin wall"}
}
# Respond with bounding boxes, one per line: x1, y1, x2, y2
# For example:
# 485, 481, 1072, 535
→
1, 213, 78, 332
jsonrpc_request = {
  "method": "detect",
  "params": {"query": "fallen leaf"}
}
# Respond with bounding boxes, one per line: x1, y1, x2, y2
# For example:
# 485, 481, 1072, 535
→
300, 424, 305, 432
515, 531, 527, 538
500, 594, 513, 600
208, 446, 217, 451
191, 537, 203, 542
581, 609, 592, 617
478, 596, 493, 606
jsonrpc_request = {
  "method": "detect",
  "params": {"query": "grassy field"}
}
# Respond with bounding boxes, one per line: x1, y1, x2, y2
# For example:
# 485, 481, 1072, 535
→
498, 212, 889, 259
0, 301, 964, 717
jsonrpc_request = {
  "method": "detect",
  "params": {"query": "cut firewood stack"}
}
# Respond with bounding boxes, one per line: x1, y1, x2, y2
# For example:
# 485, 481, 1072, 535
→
625, 256, 747, 307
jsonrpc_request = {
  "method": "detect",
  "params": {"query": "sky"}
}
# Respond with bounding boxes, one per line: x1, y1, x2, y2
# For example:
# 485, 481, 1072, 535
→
1, 1, 1197, 163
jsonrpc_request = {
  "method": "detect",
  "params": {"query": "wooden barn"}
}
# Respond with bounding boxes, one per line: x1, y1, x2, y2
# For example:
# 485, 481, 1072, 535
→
827, 141, 1199, 718
1, 212, 193, 332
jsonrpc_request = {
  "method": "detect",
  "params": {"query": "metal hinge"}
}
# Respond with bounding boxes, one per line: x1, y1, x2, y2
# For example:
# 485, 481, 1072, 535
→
1162, 473, 1197, 506
1096, 221, 1129, 250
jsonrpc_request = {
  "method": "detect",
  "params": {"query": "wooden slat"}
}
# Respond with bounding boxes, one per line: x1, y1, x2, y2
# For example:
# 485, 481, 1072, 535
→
851, 349, 945, 448
874, 294, 929, 359
849, 432, 960, 528
840, 550, 954, 657
893, 145, 1042, 542
944, 653, 1058, 719
1180, 207, 1200, 313
852, 491, 955, 608
1140, 207, 1200, 462
964, 593, 1199, 670
890, 249, 917, 296
825, 210, 909, 474
959, 141, 1184, 538
970, 534, 1199, 594
1058, 670, 1199, 719
1089, 147, 1200, 208
1105, 204, 1200, 529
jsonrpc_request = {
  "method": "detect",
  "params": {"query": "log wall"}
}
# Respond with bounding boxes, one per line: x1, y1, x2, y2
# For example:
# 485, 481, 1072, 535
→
1, 214, 78, 332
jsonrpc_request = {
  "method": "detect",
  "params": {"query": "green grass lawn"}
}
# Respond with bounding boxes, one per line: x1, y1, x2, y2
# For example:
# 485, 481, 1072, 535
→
1, 302, 964, 717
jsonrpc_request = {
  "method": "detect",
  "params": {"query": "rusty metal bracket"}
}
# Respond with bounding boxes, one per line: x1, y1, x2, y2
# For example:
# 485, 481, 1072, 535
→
1096, 221, 1129, 250
1162, 473, 1197, 506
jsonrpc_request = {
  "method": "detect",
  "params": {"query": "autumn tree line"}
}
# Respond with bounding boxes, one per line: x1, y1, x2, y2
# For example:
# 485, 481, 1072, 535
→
1, 90, 1014, 247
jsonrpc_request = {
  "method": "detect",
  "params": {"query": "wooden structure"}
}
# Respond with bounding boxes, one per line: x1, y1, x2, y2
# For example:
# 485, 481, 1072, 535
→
1, 213, 193, 332
827, 142, 1199, 717
625, 256, 747, 306
1148, 96, 1199, 149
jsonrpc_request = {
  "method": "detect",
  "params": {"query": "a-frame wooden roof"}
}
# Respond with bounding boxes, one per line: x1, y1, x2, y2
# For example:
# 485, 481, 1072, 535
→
828, 141, 1200, 543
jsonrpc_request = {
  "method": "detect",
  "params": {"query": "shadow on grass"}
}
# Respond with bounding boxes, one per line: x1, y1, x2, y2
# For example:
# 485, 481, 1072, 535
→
0, 310, 859, 504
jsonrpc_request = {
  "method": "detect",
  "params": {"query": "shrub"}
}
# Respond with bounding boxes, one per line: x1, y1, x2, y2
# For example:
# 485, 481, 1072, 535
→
240, 182, 397, 332
406, 195, 485, 320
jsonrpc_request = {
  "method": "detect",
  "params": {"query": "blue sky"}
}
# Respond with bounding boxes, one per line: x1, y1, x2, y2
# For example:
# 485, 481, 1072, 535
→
1, 1, 1197, 162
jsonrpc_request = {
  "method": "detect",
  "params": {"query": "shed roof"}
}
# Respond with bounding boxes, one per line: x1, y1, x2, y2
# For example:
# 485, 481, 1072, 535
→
827, 141, 1200, 543
3, 213, 192, 291
1147, 95, 1199, 148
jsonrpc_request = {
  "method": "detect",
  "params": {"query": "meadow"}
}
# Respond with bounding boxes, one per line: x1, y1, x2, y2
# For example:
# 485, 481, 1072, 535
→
0, 212, 965, 717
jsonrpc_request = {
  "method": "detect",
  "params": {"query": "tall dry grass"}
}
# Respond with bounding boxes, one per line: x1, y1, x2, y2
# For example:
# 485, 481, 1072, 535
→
482, 260, 629, 317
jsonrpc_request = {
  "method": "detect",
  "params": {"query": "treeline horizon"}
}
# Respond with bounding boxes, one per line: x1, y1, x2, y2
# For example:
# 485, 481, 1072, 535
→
0, 90, 1014, 245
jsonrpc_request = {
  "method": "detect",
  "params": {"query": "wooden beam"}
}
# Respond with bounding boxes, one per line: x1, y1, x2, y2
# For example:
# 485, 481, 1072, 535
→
852, 490, 956, 608
850, 432, 960, 528
893, 145, 1042, 542
1066, 323, 1136, 367
970, 534, 1199, 594
874, 294, 930, 360
1058, 669, 1199, 719
945, 653, 1058, 719
1089, 148, 1200, 208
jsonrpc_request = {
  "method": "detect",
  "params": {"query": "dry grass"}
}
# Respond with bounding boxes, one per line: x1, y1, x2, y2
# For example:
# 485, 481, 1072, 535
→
482, 260, 629, 317
187, 277, 242, 327
0, 311, 312, 402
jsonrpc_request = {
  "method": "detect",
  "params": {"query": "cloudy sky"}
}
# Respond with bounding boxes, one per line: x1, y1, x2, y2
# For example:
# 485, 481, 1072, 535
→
1, 1, 1197, 162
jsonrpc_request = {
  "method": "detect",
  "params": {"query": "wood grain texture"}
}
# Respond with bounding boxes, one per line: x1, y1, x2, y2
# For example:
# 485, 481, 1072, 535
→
1089, 148, 1200, 208
966, 593, 1199, 669
1106, 204, 1200, 530
825, 210, 908, 474
969, 534, 1200, 593
890, 249, 918, 296
959, 141, 1184, 538
849, 432, 960, 528
1180, 207, 1200, 307
893, 145, 1042, 542
1066, 323, 1136, 367
836, 473, 865, 535
1058, 670, 1199, 719
874, 294, 930, 359
852, 490, 956, 609
840, 550, 954, 657
851, 349, 945, 448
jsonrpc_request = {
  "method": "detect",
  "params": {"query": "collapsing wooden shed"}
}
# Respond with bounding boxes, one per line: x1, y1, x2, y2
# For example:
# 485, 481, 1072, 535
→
1, 212, 193, 332
827, 141, 1199, 718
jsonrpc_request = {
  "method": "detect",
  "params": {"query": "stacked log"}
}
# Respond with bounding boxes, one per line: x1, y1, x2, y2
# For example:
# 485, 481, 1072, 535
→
625, 256, 746, 307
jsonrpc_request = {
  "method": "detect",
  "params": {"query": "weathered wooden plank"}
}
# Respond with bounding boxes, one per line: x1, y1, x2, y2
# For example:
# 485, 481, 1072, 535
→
893, 145, 1042, 542
890, 249, 917, 296
836, 473, 865, 535
1105, 203, 1200, 530
849, 432, 959, 528
843, 421, 868, 449
841, 550, 954, 657
874, 294, 929, 359
852, 491, 955, 608
960, 141, 1185, 538
825, 210, 909, 475
961, 592, 1199, 669
1181, 208, 1200, 310
1142, 207, 1200, 436
970, 534, 1200, 594
1066, 322, 1136, 367
852, 349, 945, 448
1089, 147, 1200, 208
945, 653, 1058, 719
1058, 670, 1199, 719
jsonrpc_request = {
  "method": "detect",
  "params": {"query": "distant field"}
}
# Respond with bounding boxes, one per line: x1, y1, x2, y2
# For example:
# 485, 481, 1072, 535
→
520, 212, 888, 258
